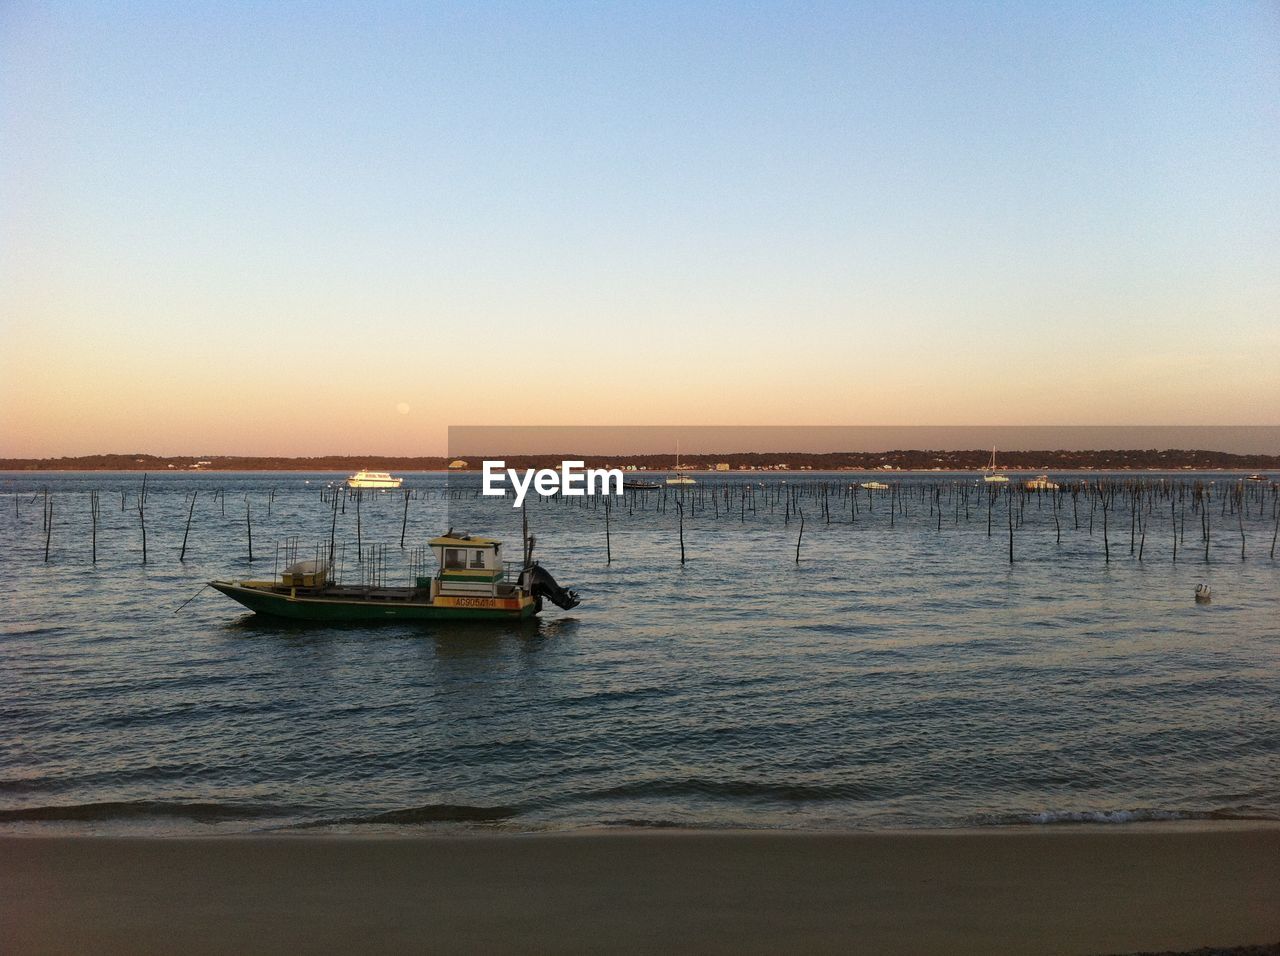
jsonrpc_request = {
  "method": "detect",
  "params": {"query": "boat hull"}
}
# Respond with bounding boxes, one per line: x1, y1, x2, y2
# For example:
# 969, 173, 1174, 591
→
210, 582, 537, 622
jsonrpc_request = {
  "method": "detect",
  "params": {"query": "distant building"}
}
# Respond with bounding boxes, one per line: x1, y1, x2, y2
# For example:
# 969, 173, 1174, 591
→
448, 459, 468, 470
714, 463, 730, 471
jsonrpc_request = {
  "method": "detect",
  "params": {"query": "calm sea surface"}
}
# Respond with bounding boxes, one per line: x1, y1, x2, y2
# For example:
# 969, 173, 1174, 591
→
1, 471, 1276, 835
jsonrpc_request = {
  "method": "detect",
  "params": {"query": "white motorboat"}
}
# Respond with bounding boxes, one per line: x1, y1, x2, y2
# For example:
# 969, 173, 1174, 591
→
346, 470, 403, 489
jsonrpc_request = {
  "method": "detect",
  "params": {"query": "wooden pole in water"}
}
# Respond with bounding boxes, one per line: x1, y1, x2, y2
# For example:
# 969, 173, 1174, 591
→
400, 488, 410, 548
677, 500, 685, 565
329, 493, 338, 566
605, 495, 612, 564
1204, 503, 1210, 564
1180, 490, 1186, 546
180, 491, 197, 561
1131, 488, 1141, 557
795, 506, 804, 564
138, 474, 148, 565
1100, 487, 1109, 564
44, 496, 52, 562
1238, 485, 1246, 560
90, 492, 98, 564
246, 499, 254, 562
1007, 488, 1014, 563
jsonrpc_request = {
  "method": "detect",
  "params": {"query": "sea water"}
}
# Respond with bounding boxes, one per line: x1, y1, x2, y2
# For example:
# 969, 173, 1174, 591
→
1, 471, 1276, 834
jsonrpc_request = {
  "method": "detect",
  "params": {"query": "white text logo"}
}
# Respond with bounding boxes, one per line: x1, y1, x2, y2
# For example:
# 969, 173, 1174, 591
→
481, 460, 624, 508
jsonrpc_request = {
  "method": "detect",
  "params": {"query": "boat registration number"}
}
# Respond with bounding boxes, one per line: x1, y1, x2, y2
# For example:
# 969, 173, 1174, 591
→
452, 597, 500, 608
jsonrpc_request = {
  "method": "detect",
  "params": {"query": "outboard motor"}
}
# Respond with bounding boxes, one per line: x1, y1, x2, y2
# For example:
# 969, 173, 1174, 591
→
524, 563, 580, 611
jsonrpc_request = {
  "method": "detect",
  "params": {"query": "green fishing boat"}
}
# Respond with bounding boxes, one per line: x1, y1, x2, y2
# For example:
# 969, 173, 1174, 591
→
210, 532, 580, 622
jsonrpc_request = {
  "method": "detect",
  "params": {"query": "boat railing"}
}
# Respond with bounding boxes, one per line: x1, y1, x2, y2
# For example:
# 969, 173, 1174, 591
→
502, 561, 525, 584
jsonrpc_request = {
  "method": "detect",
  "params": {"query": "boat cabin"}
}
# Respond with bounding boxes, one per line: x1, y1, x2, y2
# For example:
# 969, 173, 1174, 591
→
280, 559, 330, 589
428, 533, 507, 597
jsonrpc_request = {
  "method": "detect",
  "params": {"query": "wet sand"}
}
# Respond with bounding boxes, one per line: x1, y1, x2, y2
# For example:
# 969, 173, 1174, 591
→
3, 825, 1277, 955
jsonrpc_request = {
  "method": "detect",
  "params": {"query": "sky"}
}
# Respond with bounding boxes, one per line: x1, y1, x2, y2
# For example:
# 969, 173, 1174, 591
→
2, 1, 1277, 457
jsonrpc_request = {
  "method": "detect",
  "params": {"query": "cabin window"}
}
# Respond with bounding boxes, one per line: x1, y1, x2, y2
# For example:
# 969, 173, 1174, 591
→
444, 548, 466, 570
469, 550, 486, 569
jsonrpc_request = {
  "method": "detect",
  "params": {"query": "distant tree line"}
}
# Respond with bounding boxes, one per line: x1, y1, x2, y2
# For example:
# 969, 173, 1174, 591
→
2, 449, 1276, 472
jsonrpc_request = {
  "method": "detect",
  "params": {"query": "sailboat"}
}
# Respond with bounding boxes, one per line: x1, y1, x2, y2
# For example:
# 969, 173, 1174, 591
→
982, 446, 1009, 483
666, 440, 696, 485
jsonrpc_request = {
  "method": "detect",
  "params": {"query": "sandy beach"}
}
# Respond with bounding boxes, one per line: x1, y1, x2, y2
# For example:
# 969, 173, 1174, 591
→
3, 824, 1277, 955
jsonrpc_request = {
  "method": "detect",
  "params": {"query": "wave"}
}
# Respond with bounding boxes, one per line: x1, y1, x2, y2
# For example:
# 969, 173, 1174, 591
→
0, 800, 277, 823
577, 778, 883, 803
286, 803, 519, 828
974, 807, 1280, 826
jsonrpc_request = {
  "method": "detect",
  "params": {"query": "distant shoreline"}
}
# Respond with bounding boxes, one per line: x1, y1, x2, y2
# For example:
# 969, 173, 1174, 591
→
1, 449, 1277, 473
0, 467, 1276, 476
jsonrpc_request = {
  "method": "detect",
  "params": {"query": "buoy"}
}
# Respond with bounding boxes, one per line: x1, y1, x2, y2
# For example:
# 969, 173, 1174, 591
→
1195, 584, 1211, 604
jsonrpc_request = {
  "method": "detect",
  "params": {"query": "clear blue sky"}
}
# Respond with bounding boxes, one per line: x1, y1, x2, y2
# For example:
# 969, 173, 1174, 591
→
2, 1, 1277, 455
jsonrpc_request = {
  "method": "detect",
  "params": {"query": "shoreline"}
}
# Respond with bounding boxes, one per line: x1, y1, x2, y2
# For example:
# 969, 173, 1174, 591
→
5, 823, 1277, 954
1, 466, 1274, 475
3, 816, 1278, 839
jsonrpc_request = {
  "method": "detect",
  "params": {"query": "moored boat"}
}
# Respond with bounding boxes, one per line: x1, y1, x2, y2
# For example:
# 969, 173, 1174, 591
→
210, 532, 579, 622
666, 440, 697, 486
1026, 474, 1059, 491
346, 470, 403, 489
982, 447, 1008, 483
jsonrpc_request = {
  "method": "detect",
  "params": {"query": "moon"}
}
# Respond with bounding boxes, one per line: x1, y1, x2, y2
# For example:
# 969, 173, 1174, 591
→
395, 402, 410, 415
